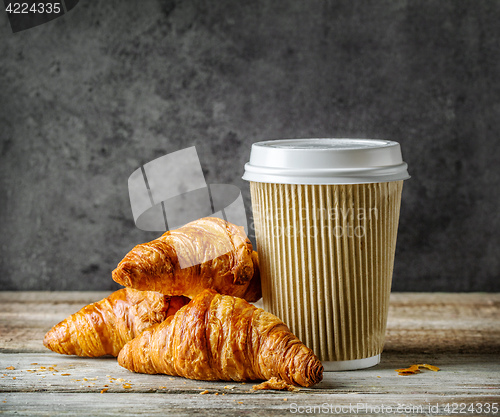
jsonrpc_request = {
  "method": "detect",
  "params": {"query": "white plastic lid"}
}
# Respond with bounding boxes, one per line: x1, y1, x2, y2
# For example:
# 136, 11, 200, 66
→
242, 138, 410, 184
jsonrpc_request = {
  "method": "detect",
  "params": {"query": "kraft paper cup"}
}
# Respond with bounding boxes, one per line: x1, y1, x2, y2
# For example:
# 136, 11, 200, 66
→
243, 139, 410, 371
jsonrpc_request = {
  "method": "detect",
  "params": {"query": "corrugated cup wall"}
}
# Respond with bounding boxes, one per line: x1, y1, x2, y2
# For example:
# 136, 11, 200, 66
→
250, 181, 403, 362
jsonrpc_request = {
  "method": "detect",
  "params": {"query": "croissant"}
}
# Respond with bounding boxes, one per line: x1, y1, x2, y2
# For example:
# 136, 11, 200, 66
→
112, 217, 260, 302
43, 288, 190, 357
117, 289, 323, 387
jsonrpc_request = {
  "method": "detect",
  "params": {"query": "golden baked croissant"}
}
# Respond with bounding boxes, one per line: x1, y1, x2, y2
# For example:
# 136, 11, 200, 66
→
112, 217, 261, 302
43, 288, 189, 357
118, 289, 323, 387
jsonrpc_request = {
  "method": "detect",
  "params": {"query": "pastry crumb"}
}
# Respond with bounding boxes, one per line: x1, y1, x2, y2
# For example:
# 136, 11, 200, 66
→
100, 388, 109, 393
199, 390, 209, 395
252, 377, 300, 392
396, 363, 440, 376
418, 363, 440, 372
122, 384, 132, 389
61, 373, 71, 376
6, 366, 15, 370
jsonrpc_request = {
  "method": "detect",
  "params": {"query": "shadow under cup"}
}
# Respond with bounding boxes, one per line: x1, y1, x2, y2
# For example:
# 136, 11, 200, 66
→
243, 139, 410, 371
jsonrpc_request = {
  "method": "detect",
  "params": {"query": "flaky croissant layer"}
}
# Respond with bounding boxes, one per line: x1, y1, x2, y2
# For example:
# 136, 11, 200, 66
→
43, 288, 189, 357
112, 217, 261, 302
118, 289, 323, 387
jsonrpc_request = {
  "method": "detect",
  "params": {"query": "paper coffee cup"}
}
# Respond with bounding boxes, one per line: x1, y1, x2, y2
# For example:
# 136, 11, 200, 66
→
243, 139, 409, 371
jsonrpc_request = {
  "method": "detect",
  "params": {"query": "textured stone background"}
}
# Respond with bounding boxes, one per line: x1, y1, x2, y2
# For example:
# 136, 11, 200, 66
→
1, 0, 499, 291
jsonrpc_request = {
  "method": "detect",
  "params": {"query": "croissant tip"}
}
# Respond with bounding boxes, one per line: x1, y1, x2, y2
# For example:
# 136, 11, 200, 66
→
42, 333, 51, 349
117, 347, 125, 366
112, 267, 132, 287
118, 341, 137, 372
303, 358, 324, 387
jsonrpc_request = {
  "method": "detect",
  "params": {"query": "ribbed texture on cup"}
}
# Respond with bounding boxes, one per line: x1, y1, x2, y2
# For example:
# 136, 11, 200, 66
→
250, 181, 403, 362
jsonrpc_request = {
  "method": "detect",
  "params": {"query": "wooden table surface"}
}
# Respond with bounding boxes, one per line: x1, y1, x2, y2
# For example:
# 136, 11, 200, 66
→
1, 292, 499, 416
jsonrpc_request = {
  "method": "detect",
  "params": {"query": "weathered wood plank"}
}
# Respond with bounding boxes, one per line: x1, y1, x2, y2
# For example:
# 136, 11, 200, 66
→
1, 352, 499, 395
2, 391, 499, 417
1, 292, 499, 416
0, 291, 110, 354
384, 292, 500, 354
1, 292, 499, 354
1, 352, 499, 416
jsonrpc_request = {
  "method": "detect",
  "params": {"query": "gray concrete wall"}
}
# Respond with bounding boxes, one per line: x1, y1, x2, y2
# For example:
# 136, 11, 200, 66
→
1, 0, 499, 291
